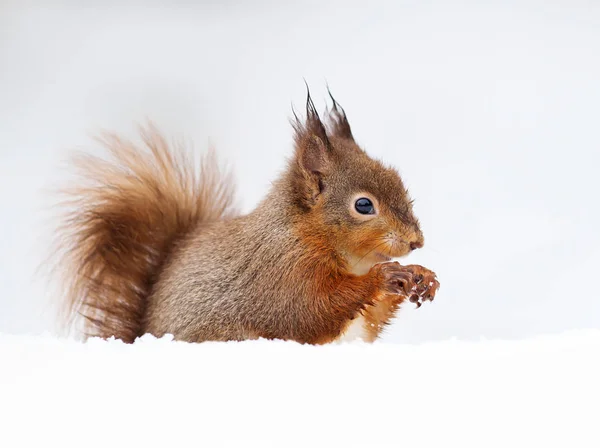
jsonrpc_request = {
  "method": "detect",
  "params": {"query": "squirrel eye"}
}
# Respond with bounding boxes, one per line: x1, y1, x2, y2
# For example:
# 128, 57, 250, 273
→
355, 197, 375, 215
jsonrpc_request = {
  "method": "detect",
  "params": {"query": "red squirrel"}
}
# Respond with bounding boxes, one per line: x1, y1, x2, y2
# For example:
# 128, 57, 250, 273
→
50, 88, 440, 344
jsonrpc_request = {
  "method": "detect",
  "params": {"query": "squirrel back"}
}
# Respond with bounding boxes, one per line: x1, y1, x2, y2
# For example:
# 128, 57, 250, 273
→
51, 124, 236, 342
51, 91, 439, 344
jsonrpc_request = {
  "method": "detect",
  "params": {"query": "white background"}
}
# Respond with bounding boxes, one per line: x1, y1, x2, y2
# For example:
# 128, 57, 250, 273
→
1, 0, 598, 342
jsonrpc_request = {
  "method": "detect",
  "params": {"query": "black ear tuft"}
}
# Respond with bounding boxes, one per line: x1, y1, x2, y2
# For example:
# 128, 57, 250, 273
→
290, 83, 332, 174
301, 82, 331, 150
326, 87, 354, 141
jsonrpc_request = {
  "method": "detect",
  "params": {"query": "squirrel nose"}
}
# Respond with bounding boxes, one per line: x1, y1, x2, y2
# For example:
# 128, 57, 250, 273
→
409, 240, 423, 251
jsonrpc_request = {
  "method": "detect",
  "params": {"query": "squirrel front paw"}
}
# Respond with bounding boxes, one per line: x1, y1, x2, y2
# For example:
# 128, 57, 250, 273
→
370, 262, 440, 308
371, 261, 415, 296
401, 264, 440, 308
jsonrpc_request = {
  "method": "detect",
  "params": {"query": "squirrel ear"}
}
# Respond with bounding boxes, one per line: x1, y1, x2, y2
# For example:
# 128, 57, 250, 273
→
299, 134, 329, 175
292, 86, 332, 176
290, 86, 331, 204
326, 87, 354, 142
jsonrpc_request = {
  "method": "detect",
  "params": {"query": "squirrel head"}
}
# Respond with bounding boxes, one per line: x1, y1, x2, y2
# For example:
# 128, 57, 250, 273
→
287, 88, 424, 271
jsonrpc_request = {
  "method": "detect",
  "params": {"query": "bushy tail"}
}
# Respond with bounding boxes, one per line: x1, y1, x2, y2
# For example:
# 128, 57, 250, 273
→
50, 123, 236, 342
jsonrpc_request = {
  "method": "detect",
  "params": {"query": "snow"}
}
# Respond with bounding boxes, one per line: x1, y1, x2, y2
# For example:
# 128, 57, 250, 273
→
1, 331, 598, 448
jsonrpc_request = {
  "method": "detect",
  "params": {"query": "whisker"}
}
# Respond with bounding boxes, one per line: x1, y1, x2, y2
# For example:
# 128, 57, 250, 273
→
352, 240, 388, 269
422, 245, 441, 255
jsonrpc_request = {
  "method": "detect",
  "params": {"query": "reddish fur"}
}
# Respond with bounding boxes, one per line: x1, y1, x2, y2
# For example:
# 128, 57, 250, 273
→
362, 296, 405, 342
285, 217, 382, 343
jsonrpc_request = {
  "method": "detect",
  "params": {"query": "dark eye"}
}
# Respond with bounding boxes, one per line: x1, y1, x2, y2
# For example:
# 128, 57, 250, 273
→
355, 197, 375, 215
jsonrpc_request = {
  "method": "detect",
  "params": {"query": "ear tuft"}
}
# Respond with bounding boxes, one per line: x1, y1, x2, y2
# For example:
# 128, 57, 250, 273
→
326, 87, 354, 141
291, 84, 332, 175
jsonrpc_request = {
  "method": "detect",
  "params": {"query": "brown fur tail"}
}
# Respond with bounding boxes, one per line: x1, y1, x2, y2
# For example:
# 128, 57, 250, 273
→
50, 123, 236, 342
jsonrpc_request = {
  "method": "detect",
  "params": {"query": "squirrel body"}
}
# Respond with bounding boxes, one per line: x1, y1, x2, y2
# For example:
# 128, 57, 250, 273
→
52, 91, 439, 344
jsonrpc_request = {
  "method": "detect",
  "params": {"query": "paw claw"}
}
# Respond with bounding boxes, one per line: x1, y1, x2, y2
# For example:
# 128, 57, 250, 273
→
372, 262, 440, 306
